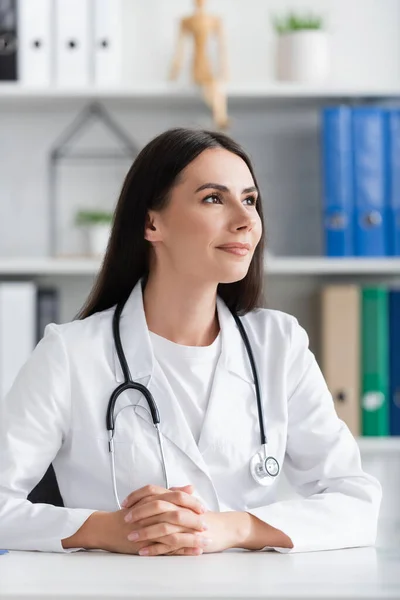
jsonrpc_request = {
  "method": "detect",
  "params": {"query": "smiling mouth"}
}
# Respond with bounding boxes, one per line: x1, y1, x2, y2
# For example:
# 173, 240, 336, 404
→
217, 247, 250, 256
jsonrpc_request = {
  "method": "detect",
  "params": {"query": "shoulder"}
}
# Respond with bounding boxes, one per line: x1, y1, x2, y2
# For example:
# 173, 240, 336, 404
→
243, 306, 300, 342
242, 307, 311, 364
43, 305, 114, 353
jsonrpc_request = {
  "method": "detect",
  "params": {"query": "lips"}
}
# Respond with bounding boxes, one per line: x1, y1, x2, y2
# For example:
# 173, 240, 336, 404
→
217, 243, 251, 251
217, 246, 250, 256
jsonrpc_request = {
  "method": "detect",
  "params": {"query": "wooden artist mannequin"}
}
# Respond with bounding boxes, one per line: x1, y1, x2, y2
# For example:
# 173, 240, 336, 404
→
169, 0, 229, 129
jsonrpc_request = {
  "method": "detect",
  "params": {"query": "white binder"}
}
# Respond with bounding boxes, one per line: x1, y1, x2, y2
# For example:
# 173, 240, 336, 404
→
93, 0, 123, 86
54, 0, 92, 86
17, 0, 54, 86
0, 282, 36, 401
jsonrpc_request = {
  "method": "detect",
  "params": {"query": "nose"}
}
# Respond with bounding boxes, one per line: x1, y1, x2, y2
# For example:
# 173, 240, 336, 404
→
231, 202, 258, 232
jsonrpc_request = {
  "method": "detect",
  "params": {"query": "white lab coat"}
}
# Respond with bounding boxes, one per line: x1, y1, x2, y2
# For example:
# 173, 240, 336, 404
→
0, 278, 382, 554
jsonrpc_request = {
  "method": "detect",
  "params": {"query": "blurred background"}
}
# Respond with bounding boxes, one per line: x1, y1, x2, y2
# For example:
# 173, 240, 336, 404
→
0, 0, 399, 546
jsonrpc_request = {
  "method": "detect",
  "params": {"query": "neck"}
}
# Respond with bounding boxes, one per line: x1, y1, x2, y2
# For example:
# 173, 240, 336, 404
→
142, 271, 220, 347
195, 0, 205, 13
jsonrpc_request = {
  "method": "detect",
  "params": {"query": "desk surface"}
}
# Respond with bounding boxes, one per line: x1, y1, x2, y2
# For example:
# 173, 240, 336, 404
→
0, 540, 399, 600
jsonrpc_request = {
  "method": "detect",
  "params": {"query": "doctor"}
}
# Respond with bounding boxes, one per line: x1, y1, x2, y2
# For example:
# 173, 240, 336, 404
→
0, 128, 381, 557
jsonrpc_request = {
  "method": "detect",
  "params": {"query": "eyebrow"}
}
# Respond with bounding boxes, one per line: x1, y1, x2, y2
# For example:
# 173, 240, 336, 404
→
195, 183, 258, 194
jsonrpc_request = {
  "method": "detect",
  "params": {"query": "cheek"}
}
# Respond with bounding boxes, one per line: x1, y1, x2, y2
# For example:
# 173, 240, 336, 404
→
168, 210, 217, 241
254, 216, 263, 241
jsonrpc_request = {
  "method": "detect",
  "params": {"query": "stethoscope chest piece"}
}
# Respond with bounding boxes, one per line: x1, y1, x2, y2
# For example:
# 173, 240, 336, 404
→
250, 445, 280, 486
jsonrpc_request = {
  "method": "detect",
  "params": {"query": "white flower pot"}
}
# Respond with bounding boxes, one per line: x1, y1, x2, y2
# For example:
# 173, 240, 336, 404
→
275, 30, 330, 83
86, 223, 111, 257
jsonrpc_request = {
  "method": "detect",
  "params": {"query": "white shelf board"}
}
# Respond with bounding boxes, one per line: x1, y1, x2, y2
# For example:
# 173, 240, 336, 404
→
266, 257, 400, 275
0, 257, 100, 276
0, 256, 400, 276
356, 437, 400, 452
0, 82, 400, 102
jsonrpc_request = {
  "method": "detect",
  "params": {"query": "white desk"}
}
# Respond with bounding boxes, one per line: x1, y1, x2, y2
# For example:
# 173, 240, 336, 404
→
1, 448, 399, 600
0, 536, 399, 600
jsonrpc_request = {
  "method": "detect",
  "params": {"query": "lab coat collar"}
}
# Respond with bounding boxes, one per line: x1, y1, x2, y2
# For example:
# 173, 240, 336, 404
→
112, 277, 254, 385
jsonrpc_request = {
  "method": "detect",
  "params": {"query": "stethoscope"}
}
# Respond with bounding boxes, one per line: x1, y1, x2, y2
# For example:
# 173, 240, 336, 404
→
106, 296, 280, 509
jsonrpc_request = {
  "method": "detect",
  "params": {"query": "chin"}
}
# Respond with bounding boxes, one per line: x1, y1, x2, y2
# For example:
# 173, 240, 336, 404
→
218, 270, 249, 285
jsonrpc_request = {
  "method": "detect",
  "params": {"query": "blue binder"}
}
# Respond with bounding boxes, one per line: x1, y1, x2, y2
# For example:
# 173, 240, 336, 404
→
351, 107, 389, 256
321, 106, 354, 256
386, 109, 400, 256
389, 290, 400, 435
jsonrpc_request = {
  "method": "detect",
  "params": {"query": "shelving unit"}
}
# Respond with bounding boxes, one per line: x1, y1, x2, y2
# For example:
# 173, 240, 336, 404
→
0, 256, 400, 277
1, 0, 400, 450
0, 82, 399, 104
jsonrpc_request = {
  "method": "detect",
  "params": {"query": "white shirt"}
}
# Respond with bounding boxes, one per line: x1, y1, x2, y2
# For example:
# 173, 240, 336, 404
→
149, 330, 222, 444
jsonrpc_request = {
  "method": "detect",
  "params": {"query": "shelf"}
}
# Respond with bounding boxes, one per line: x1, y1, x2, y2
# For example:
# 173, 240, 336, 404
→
356, 437, 400, 452
0, 82, 400, 104
1, 256, 400, 276
266, 257, 400, 275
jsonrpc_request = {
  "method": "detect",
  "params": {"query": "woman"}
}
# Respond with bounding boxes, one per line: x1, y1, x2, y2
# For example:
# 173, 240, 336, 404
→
0, 128, 381, 557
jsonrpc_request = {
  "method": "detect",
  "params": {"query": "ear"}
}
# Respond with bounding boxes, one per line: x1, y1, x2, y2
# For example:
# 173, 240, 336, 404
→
144, 212, 159, 242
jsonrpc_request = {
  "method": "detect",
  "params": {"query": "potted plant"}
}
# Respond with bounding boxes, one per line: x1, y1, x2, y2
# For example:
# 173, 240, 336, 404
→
271, 11, 329, 83
75, 209, 113, 257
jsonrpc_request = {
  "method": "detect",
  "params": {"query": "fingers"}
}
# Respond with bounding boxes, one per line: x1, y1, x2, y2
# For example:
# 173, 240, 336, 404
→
165, 490, 205, 514
128, 486, 195, 512
127, 519, 207, 543
121, 484, 194, 509
170, 485, 194, 494
170, 547, 203, 556
137, 533, 212, 557
127, 508, 207, 536
121, 484, 167, 508
125, 493, 205, 524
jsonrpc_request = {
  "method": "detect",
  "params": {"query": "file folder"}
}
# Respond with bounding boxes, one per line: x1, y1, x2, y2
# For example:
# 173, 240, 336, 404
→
0, 282, 36, 401
352, 108, 389, 256
361, 287, 390, 436
321, 106, 354, 256
93, 0, 123, 86
320, 285, 361, 436
389, 290, 400, 435
54, 0, 92, 86
0, 0, 18, 81
386, 109, 400, 256
18, 0, 53, 86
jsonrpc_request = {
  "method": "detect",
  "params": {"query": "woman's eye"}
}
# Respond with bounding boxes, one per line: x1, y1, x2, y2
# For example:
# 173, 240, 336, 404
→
202, 194, 257, 205
203, 194, 221, 204
244, 196, 257, 206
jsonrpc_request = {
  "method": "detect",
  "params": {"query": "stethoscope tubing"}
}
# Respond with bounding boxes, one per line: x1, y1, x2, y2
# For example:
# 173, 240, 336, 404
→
107, 294, 278, 507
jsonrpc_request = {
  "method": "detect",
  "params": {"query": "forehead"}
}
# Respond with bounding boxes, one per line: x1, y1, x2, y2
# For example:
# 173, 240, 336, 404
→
180, 148, 255, 187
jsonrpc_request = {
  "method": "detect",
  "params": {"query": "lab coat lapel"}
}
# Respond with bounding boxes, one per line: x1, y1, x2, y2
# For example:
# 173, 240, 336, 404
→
112, 277, 212, 478
197, 295, 257, 457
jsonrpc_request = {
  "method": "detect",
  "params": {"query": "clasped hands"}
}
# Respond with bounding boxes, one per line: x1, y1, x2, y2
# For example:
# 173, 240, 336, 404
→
118, 483, 244, 557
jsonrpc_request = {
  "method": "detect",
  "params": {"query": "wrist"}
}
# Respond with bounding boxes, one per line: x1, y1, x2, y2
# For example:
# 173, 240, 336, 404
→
240, 512, 294, 551
62, 511, 109, 550
222, 511, 253, 549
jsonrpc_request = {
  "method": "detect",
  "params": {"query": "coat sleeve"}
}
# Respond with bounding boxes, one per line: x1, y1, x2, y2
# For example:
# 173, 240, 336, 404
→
246, 316, 382, 553
0, 323, 97, 552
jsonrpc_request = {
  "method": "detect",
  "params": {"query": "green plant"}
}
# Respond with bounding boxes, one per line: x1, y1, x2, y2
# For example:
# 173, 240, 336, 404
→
75, 209, 113, 226
271, 11, 324, 35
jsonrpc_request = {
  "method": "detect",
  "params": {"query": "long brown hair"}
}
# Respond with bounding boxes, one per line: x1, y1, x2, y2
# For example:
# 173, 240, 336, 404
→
75, 128, 266, 320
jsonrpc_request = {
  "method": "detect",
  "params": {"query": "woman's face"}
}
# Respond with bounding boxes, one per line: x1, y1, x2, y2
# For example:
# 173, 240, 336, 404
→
146, 148, 263, 285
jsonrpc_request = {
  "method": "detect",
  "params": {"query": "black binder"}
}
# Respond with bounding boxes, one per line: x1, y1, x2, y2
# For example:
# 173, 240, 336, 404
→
0, 0, 17, 81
